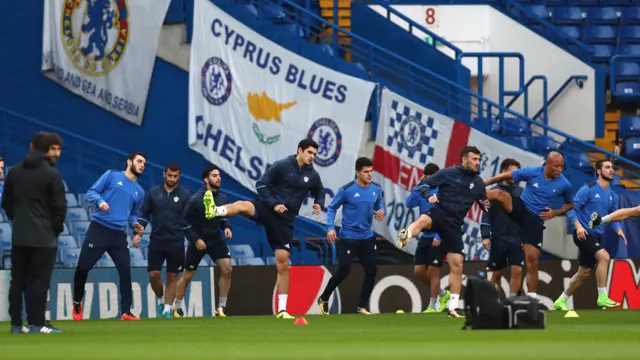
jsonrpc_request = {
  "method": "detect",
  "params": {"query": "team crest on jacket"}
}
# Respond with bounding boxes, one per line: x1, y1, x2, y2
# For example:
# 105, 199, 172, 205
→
174, 196, 179, 203
61, 0, 130, 77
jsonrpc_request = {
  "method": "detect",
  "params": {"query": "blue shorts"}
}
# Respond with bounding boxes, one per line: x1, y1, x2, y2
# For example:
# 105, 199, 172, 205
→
184, 239, 230, 271
573, 231, 604, 269
509, 197, 545, 251
414, 236, 445, 267
425, 208, 464, 255
251, 200, 294, 252
487, 241, 524, 270
147, 241, 185, 273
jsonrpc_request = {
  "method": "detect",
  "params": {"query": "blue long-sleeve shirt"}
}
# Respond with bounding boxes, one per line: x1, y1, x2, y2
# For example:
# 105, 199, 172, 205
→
181, 188, 231, 242
512, 166, 573, 223
405, 182, 438, 239
481, 183, 523, 246
256, 155, 325, 215
137, 184, 192, 245
327, 181, 384, 240
567, 182, 620, 238
87, 170, 145, 231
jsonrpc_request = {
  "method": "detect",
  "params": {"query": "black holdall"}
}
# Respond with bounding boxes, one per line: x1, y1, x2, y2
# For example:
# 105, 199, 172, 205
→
462, 276, 546, 330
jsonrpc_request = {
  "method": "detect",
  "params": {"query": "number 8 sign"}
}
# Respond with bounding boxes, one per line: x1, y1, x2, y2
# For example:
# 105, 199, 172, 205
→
423, 6, 438, 28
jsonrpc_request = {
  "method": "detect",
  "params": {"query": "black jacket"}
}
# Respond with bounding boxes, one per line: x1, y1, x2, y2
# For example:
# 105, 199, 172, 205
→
137, 184, 192, 245
424, 165, 487, 227
481, 183, 523, 246
256, 155, 325, 216
1, 153, 67, 248
181, 188, 231, 243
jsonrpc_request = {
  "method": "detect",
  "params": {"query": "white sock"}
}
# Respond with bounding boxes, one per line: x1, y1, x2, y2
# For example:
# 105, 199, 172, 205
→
601, 215, 611, 224
508, 292, 517, 298
528, 292, 537, 299
561, 292, 570, 300
278, 294, 288, 313
158, 295, 165, 304
173, 298, 183, 309
163, 304, 172, 313
407, 223, 417, 238
438, 289, 446, 297
429, 298, 438, 309
448, 294, 460, 311
215, 206, 228, 217
598, 287, 607, 295
219, 296, 228, 308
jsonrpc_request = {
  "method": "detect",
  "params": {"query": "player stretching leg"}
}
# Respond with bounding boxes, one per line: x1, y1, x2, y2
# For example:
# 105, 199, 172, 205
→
317, 157, 385, 315
480, 159, 524, 298
72, 153, 147, 321
173, 166, 232, 317
405, 163, 449, 313
202, 140, 325, 319
397, 147, 489, 318
483, 151, 574, 299
554, 160, 625, 310
134, 163, 191, 318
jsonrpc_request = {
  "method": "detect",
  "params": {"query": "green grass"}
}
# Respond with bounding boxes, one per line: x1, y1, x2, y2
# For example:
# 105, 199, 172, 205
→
2, 311, 640, 359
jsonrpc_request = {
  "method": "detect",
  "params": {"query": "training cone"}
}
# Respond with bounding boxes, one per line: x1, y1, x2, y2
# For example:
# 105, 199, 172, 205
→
294, 317, 309, 325
564, 310, 579, 318
396, 310, 405, 314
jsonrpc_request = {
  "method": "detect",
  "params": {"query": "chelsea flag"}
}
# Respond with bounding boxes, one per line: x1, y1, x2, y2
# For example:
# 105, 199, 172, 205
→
41, 0, 171, 126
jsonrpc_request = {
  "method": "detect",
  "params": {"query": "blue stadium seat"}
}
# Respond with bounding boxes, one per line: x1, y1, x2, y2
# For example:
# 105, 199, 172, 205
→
504, 136, 533, 151
532, 135, 562, 153
0, 223, 12, 242
617, 44, 640, 55
228, 244, 255, 258
567, 0, 599, 5
259, 3, 287, 23
67, 207, 89, 223
199, 255, 210, 267
592, 44, 615, 61
569, 152, 594, 172
140, 234, 151, 249
583, 25, 618, 44
77, 193, 88, 208
522, 5, 550, 23
624, 137, 640, 159
71, 221, 91, 237
98, 253, 115, 268
63, 248, 81, 268
620, 26, 640, 43
552, 7, 584, 25
619, 116, 640, 137
585, 7, 619, 25
130, 248, 145, 263
65, 193, 78, 207
273, 24, 304, 41
58, 235, 78, 250
559, 25, 582, 40
61, 222, 70, 235
614, 61, 640, 80
238, 257, 266, 266
471, 117, 491, 132
613, 81, 640, 100
503, 117, 531, 136
621, 8, 640, 25
266, 256, 277, 265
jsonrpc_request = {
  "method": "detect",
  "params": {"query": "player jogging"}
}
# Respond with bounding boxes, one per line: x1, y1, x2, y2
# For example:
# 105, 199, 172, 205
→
397, 146, 488, 318
405, 163, 450, 313
72, 152, 146, 321
554, 160, 625, 310
483, 151, 574, 299
480, 158, 524, 298
134, 163, 191, 318
174, 166, 232, 317
317, 157, 385, 315
200, 139, 325, 319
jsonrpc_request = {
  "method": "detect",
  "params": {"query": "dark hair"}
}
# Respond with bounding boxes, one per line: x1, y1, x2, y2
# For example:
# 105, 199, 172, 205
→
460, 146, 481, 161
355, 157, 373, 171
423, 163, 440, 176
31, 132, 50, 153
164, 162, 181, 173
595, 159, 611, 173
0, 156, 3, 163
127, 152, 147, 163
202, 165, 219, 180
298, 139, 319, 152
500, 158, 521, 172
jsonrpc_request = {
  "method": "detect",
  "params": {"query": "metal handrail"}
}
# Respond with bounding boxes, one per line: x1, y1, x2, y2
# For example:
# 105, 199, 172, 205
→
532, 75, 587, 121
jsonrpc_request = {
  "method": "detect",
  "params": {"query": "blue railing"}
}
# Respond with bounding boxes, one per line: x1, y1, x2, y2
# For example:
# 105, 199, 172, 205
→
532, 75, 587, 122
610, 55, 640, 98
0, 107, 336, 265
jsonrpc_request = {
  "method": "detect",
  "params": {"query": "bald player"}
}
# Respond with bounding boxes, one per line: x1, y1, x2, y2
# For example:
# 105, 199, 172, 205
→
483, 151, 574, 299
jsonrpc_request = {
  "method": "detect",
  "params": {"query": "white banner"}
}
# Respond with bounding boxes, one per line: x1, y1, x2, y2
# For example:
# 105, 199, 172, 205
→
188, 0, 376, 222
41, 0, 171, 126
372, 88, 543, 260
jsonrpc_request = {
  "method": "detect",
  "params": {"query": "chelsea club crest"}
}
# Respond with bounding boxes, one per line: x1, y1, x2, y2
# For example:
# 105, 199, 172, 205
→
61, 0, 130, 77
201, 57, 233, 106
307, 118, 342, 167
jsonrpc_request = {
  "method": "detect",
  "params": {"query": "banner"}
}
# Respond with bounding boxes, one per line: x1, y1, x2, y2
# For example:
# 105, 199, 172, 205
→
41, 0, 171, 126
372, 88, 544, 260
188, 0, 376, 223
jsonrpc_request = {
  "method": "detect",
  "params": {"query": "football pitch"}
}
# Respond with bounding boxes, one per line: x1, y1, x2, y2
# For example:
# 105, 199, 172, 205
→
2, 311, 639, 359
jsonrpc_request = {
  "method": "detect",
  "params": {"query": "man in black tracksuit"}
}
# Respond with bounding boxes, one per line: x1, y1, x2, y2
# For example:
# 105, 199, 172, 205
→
204, 139, 326, 318
397, 146, 488, 318
481, 158, 524, 299
1, 132, 66, 334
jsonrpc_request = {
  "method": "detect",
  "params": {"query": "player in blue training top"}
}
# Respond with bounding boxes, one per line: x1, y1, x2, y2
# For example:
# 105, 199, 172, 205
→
197, 139, 325, 319
405, 163, 450, 313
317, 157, 385, 315
554, 160, 626, 311
72, 152, 146, 321
483, 151, 574, 299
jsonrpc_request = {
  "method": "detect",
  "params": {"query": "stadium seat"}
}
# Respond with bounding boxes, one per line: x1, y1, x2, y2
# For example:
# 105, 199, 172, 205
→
58, 235, 78, 249
258, 2, 287, 23
0, 212, 5, 222
0, 222, 12, 242
71, 220, 91, 237
266, 256, 277, 265
471, 117, 491, 132
98, 253, 115, 268
614, 81, 640, 97
132, 259, 147, 267
620, 26, 640, 43
199, 255, 210, 267
532, 135, 562, 153
140, 234, 151, 248
624, 137, 640, 159
503, 117, 532, 136
521, 5, 550, 24
63, 248, 81, 268
614, 61, 640, 80
129, 248, 145, 263
238, 257, 266, 266
65, 193, 78, 207
61, 222, 70, 235
621, 8, 640, 25
619, 116, 640, 137
585, 7, 619, 25
77, 193, 88, 207
592, 44, 615, 62
567, 152, 593, 172
560, 25, 583, 40
551, 7, 584, 25
504, 136, 533, 151
583, 25, 618, 44
617, 44, 640, 55
67, 207, 89, 222
228, 244, 255, 258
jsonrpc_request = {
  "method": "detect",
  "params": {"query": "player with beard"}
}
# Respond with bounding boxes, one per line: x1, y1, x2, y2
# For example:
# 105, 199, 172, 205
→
72, 153, 147, 321
134, 163, 192, 318
554, 160, 626, 310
